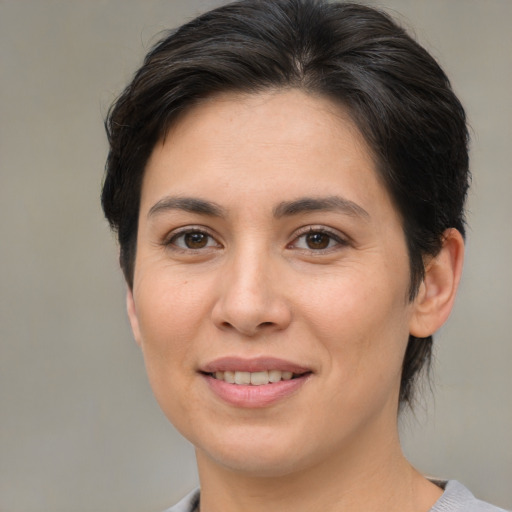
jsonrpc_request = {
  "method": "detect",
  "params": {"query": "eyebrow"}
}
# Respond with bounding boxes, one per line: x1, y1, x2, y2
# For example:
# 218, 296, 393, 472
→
147, 196, 226, 218
147, 195, 369, 221
273, 196, 370, 219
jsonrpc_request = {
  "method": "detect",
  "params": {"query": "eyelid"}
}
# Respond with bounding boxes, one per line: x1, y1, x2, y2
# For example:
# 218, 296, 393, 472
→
160, 224, 349, 252
163, 225, 222, 250
288, 225, 350, 251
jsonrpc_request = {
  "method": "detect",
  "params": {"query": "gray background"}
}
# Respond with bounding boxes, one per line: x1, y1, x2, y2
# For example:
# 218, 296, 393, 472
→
1, 1, 511, 511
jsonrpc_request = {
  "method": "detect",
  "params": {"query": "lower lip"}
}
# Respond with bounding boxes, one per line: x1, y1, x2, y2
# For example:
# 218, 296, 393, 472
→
202, 374, 310, 408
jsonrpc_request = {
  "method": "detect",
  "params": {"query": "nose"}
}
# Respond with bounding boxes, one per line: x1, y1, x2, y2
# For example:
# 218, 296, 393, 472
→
211, 249, 292, 337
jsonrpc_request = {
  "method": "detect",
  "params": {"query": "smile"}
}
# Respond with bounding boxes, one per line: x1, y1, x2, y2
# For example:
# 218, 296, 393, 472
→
210, 370, 297, 386
200, 357, 312, 407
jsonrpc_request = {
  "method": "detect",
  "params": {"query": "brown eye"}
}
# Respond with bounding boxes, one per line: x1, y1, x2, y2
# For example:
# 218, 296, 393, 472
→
168, 229, 219, 250
305, 232, 331, 250
184, 232, 209, 249
290, 228, 347, 252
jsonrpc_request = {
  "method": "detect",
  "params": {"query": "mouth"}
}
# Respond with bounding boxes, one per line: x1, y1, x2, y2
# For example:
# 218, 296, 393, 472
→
199, 357, 312, 407
205, 369, 306, 386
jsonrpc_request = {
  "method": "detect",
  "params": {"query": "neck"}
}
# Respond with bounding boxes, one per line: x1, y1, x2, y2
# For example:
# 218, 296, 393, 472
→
195, 419, 442, 512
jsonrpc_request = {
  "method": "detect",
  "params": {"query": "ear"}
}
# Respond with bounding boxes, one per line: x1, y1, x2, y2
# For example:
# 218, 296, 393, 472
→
126, 288, 143, 347
409, 228, 465, 338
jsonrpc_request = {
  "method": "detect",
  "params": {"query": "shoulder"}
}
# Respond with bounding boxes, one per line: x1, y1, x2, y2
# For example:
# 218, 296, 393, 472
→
161, 488, 200, 512
160, 482, 509, 512
431, 480, 509, 512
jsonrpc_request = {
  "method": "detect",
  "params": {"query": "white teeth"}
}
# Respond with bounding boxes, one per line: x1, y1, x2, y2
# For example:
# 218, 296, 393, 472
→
268, 369, 282, 383
250, 371, 269, 386
212, 369, 298, 385
224, 370, 235, 383
234, 371, 251, 385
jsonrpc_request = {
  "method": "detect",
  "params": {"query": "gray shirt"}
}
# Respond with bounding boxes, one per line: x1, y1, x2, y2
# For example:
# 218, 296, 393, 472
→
164, 480, 508, 512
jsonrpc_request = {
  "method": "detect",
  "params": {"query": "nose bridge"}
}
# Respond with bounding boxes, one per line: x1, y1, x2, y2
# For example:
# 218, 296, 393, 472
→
212, 237, 290, 335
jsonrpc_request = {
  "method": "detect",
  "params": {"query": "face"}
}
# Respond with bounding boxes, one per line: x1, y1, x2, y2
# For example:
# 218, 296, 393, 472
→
128, 90, 419, 477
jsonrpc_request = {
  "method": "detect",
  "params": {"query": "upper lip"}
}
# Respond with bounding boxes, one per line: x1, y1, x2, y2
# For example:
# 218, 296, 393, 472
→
200, 356, 311, 374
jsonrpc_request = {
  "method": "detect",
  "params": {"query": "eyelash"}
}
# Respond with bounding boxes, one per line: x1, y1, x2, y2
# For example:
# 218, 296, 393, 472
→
164, 227, 221, 252
162, 226, 348, 254
288, 227, 349, 252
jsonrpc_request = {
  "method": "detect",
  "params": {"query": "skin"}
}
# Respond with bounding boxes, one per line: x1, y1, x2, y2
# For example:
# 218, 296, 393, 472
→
127, 90, 464, 512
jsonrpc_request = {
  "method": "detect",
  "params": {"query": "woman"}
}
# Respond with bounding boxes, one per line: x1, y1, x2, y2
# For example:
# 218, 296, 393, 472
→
101, 1, 506, 511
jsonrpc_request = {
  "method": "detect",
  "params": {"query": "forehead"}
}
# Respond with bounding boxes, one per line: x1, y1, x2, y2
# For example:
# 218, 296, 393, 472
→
160, 89, 372, 159
141, 89, 394, 222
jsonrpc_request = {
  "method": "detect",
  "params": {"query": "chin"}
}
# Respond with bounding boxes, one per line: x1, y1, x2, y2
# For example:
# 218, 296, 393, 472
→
193, 424, 318, 477
204, 446, 310, 478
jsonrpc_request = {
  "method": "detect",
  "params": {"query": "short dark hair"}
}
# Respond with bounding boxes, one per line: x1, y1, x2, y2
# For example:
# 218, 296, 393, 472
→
101, 0, 470, 407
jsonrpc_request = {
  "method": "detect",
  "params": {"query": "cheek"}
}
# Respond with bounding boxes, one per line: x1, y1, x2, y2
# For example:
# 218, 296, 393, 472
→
132, 273, 208, 427
136, 269, 209, 339
296, 267, 411, 375
132, 270, 213, 398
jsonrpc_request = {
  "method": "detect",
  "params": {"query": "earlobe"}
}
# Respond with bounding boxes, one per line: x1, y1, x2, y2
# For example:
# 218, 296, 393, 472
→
126, 288, 143, 347
409, 228, 465, 338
